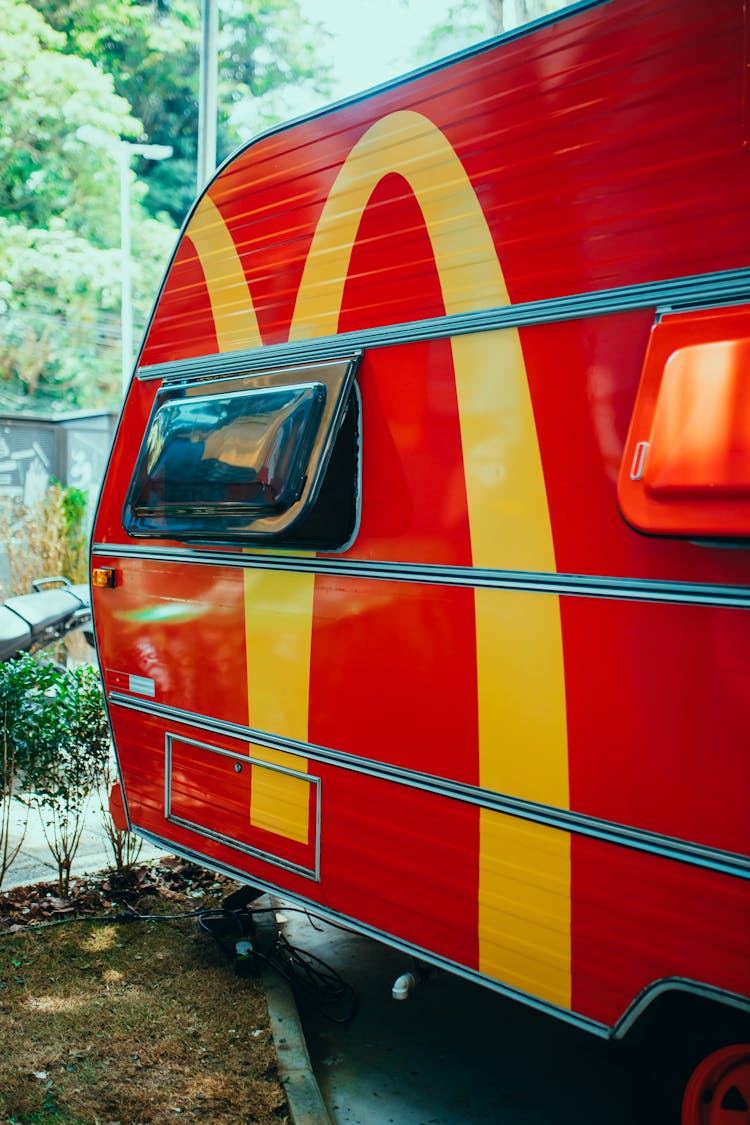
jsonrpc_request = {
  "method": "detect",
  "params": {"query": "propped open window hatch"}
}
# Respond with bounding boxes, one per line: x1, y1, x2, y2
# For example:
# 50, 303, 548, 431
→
123, 355, 360, 549
618, 305, 750, 539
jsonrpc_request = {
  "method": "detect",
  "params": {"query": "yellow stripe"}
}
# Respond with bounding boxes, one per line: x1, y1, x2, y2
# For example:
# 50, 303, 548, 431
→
187, 195, 263, 352
189, 114, 569, 1002
243, 569, 313, 844
293, 111, 570, 1006
187, 196, 311, 843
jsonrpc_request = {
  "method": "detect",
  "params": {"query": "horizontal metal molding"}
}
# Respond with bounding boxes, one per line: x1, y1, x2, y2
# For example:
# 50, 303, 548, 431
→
136, 268, 750, 385
164, 732, 322, 881
111, 692, 750, 881
92, 544, 750, 610
134, 827, 750, 1041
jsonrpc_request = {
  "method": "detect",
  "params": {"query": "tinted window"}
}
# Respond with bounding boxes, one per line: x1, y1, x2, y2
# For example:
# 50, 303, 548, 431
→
123, 356, 360, 548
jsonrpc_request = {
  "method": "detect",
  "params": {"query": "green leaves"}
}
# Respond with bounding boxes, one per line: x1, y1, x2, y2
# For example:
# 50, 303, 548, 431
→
0, 652, 61, 792
0, 655, 110, 808
0, 655, 112, 893
26, 662, 111, 811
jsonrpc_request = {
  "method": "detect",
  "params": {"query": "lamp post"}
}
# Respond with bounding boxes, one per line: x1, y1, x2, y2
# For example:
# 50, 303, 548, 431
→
118, 142, 172, 391
197, 0, 219, 190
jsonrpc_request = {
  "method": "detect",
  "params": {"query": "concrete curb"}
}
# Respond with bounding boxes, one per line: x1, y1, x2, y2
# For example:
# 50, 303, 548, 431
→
256, 905, 332, 1125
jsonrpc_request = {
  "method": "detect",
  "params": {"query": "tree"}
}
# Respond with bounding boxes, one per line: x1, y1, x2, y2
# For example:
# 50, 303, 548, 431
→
415, 0, 570, 62
0, 0, 139, 242
29, 0, 333, 226
0, 214, 174, 405
0, 0, 177, 405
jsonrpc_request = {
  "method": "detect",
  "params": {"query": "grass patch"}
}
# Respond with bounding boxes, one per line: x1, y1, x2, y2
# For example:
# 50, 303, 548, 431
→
0, 881, 288, 1124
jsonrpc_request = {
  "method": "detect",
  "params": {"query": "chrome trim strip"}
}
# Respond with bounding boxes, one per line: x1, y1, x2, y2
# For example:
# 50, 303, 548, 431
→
613, 979, 750, 1040
132, 825, 611, 1038
164, 732, 321, 881
92, 544, 750, 609
135, 270, 750, 384
111, 693, 750, 881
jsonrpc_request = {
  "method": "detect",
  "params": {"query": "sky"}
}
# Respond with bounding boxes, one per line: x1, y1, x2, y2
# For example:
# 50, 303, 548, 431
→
295, 0, 460, 103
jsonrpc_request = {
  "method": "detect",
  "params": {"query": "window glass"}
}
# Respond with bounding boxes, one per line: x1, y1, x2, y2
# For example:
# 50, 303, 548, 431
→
123, 356, 359, 547
131, 384, 324, 518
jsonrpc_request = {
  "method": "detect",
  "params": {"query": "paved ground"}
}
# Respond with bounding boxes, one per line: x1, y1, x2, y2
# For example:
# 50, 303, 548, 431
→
3, 795, 162, 890
281, 911, 639, 1125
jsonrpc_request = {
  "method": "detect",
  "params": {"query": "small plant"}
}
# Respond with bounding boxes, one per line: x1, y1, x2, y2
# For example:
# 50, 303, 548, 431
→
0, 654, 60, 889
26, 664, 111, 895
97, 755, 143, 874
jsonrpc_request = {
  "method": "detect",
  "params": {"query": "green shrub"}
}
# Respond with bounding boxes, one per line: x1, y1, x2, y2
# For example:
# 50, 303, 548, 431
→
0, 655, 111, 893
28, 662, 111, 894
0, 653, 60, 887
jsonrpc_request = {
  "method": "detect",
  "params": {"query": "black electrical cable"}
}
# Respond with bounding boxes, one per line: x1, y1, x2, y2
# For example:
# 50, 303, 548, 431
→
0, 904, 213, 937
0, 901, 358, 1021
257, 931, 357, 1024
195, 905, 357, 1022
248, 904, 359, 937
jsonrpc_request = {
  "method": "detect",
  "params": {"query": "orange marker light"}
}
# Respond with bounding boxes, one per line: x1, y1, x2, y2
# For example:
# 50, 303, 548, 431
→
92, 567, 117, 588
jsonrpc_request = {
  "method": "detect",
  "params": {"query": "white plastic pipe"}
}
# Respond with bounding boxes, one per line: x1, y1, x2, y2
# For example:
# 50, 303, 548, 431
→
392, 972, 417, 1001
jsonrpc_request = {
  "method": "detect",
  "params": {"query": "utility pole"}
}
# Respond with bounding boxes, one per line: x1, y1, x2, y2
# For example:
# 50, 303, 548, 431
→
118, 143, 173, 391
197, 0, 219, 190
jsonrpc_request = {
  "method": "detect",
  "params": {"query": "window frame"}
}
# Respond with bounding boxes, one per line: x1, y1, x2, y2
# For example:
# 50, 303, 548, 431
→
122, 354, 361, 547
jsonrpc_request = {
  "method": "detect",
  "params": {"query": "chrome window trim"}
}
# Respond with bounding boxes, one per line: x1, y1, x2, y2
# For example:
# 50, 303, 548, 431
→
111, 692, 750, 881
124, 355, 360, 545
164, 731, 321, 882
135, 269, 750, 386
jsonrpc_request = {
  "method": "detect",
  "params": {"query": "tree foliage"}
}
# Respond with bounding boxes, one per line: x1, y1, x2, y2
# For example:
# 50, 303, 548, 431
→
416, 0, 569, 61
29, 0, 332, 226
0, 0, 331, 407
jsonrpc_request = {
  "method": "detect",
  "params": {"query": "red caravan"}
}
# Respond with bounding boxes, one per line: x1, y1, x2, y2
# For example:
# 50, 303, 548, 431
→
92, 1, 750, 1118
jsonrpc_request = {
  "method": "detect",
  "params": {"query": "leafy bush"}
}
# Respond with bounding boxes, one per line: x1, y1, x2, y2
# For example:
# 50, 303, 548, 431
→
0, 655, 111, 893
0, 653, 60, 887
27, 662, 111, 894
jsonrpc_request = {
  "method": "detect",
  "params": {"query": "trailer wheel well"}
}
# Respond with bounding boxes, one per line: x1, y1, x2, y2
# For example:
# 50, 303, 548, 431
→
620, 990, 750, 1124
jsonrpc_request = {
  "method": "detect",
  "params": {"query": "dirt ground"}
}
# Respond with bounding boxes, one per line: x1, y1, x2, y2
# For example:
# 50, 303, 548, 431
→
0, 859, 289, 1124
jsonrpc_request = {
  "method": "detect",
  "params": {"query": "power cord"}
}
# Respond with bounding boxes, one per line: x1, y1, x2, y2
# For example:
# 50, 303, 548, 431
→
1, 899, 358, 1022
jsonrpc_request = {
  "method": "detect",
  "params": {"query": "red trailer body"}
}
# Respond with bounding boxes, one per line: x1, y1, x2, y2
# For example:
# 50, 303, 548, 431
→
92, 1, 750, 1117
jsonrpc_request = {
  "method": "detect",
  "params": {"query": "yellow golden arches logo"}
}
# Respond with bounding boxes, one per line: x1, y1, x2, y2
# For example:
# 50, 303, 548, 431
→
187, 195, 263, 352
189, 110, 570, 1006
290, 110, 510, 333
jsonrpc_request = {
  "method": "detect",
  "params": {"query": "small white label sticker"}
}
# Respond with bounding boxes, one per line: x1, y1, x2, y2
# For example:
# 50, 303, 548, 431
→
129, 674, 155, 697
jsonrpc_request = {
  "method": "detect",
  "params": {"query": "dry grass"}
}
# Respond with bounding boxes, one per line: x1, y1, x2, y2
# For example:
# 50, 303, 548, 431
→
0, 482, 87, 598
0, 900, 288, 1124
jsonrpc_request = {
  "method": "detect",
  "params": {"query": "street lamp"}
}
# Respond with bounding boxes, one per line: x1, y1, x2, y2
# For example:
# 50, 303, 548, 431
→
76, 127, 172, 392
117, 142, 172, 390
